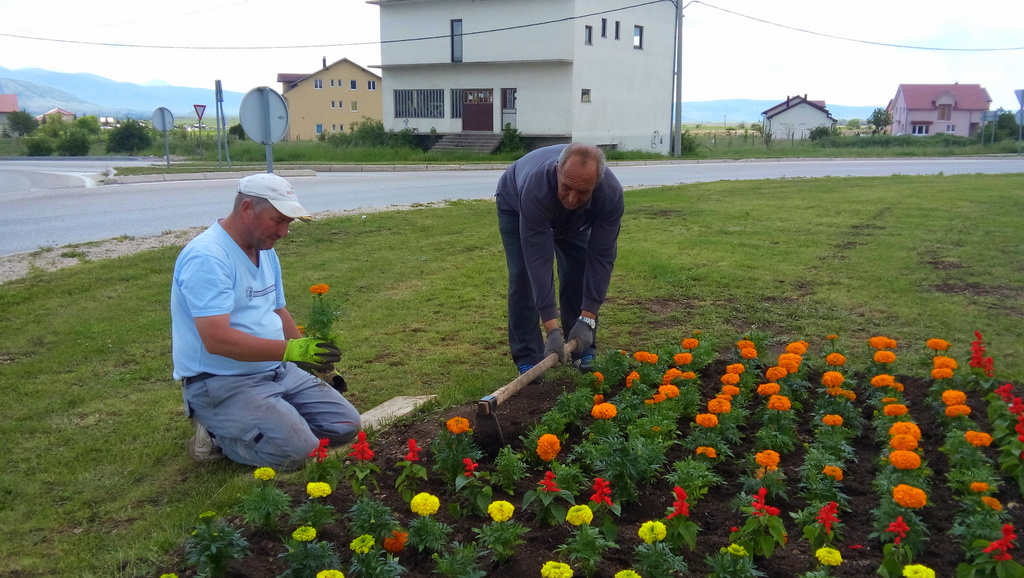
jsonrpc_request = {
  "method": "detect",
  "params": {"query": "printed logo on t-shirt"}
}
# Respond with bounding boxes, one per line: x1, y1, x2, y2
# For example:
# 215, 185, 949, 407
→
245, 284, 277, 301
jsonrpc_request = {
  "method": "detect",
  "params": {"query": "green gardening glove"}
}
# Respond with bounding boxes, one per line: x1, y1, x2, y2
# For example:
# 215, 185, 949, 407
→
283, 338, 342, 373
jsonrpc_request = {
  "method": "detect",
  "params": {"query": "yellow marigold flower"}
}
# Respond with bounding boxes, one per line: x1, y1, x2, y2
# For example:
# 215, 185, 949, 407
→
707, 397, 732, 414
869, 336, 897, 349
161, 574, 180, 578
825, 353, 846, 366
981, 496, 1002, 511
695, 413, 719, 428
765, 366, 788, 381
941, 390, 967, 406
349, 534, 374, 554
871, 374, 895, 388
815, 546, 842, 566
720, 373, 740, 386
410, 492, 440, 516
659, 384, 680, 399
821, 371, 844, 388
726, 363, 746, 374
892, 484, 927, 509
932, 355, 958, 369
626, 371, 640, 387
889, 421, 922, 440
756, 450, 780, 470
874, 350, 897, 364
446, 417, 470, 434
307, 482, 332, 498
488, 500, 515, 522
726, 543, 748, 556
309, 283, 330, 295
822, 414, 843, 426
926, 339, 951, 351
681, 338, 699, 349
293, 526, 317, 542
662, 368, 684, 384
566, 504, 594, 526
890, 435, 919, 451
970, 482, 990, 493
740, 347, 758, 359
945, 404, 971, 417
931, 368, 954, 380
721, 385, 740, 397
889, 450, 921, 470
541, 561, 574, 578
591, 402, 618, 419
696, 446, 717, 458
903, 564, 936, 578
823, 465, 843, 481
737, 339, 755, 349
614, 571, 642, 578
884, 404, 908, 417
965, 431, 993, 447
638, 520, 667, 543
253, 467, 276, 481
757, 382, 781, 396
680, 371, 696, 380
767, 395, 791, 411
537, 434, 561, 462
673, 352, 693, 365
317, 571, 345, 578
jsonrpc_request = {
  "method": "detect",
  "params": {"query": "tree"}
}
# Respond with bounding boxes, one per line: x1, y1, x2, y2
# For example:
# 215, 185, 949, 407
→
57, 130, 92, 156
73, 115, 102, 136
846, 119, 861, 129
7, 110, 38, 137
228, 123, 246, 140
867, 108, 893, 135
105, 119, 153, 154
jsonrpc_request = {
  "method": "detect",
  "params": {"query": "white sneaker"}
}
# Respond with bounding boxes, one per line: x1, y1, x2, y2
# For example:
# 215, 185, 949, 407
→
188, 420, 224, 463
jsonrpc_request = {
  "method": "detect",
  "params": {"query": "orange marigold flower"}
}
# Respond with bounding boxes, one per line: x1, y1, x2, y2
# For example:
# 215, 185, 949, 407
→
931, 368, 954, 380
826, 334, 839, 340
821, 371, 845, 388
945, 404, 971, 417
736, 339, 755, 349
651, 393, 668, 404
889, 421, 921, 440
680, 371, 697, 380
755, 450, 781, 470
786, 341, 809, 355
933, 356, 958, 370
941, 390, 967, 406
721, 385, 740, 397
964, 431, 993, 447
446, 417, 471, 434
765, 366, 788, 381
626, 371, 640, 388
927, 338, 951, 351
757, 382, 781, 396
881, 397, 898, 403
841, 389, 857, 401
662, 368, 684, 384
891, 382, 905, 392
888, 450, 921, 470
673, 352, 693, 365
726, 363, 746, 375
767, 395, 792, 411
884, 404, 909, 417
634, 351, 659, 364
869, 336, 897, 349
591, 402, 618, 419
720, 373, 740, 386
981, 496, 1002, 511
707, 397, 732, 414
890, 435, 918, 451
536, 434, 561, 462
383, 530, 409, 553
695, 413, 719, 428
681, 338, 700, 349
696, 446, 717, 458
593, 394, 604, 405
823, 465, 843, 481
825, 353, 846, 366
593, 372, 605, 384
659, 384, 680, 399
309, 283, 330, 294
871, 374, 896, 388
740, 347, 758, 359
971, 482, 990, 493
892, 484, 927, 509
874, 351, 897, 364
822, 414, 843, 426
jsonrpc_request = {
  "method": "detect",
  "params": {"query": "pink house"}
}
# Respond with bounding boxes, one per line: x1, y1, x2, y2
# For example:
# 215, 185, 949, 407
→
0, 94, 19, 133
887, 84, 991, 137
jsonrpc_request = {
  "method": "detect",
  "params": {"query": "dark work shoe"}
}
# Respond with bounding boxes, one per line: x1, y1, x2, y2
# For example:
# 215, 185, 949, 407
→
576, 354, 596, 373
517, 363, 544, 384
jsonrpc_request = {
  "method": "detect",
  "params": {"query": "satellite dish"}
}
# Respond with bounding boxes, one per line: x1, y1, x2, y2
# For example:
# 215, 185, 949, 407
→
239, 87, 289, 145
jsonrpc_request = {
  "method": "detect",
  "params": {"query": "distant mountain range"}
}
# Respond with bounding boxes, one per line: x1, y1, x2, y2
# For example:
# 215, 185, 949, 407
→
0, 66, 880, 123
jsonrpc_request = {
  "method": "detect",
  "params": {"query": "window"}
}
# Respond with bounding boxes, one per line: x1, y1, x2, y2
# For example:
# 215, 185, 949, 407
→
339, 124, 344, 132
946, 124, 956, 132
351, 101, 358, 112
350, 80, 357, 90
394, 89, 445, 118
584, 25, 593, 45
331, 101, 336, 109
338, 101, 343, 108
938, 104, 952, 121
502, 88, 517, 111
581, 89, 591, 103
451, 89, 464, 118
912, 124, 929, 135
633, 25, 644, 49
314, 79, 323, 89
332, 124, 336, 131
601, 18, 607, 38
367, 80, 377, 91
330, 79, 335, 87
451, 19, 463, 63
315, 124, 323, 134
615, 21, 620, 40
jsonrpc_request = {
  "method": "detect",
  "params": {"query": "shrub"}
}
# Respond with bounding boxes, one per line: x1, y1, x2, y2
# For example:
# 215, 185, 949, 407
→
497, 123, 525, 154
105, 119, 153, 154
57, 130, 92, 156
25, 137, 55, 156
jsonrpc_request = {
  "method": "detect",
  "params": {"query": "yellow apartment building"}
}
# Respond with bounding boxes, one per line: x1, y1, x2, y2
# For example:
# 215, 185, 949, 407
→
277, 57, 383, 141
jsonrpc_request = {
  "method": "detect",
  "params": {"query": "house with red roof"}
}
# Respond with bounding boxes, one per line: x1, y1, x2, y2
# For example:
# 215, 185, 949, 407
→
35, 107, 76, 124
0, 94, 20, 134
761, 95, 836, 141
886, 84, 990, 137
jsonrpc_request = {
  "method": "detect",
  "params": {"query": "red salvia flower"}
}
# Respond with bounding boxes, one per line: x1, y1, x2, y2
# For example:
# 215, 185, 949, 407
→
970, 331, 996, 377
665, 486, 690, 519
590, 477, 614, 507
982, 524, 1017, 561
1009, 398, 1024, 416
308, 437, 330, 462
462, 457, 479, 477
995, 384, 1015, 402
885, 516, 910, 546
539, 470, 560, 492
816, 501, 840, 534
751, 487, 779, 517
405, 438, 421, 462
348, 430, 374, 461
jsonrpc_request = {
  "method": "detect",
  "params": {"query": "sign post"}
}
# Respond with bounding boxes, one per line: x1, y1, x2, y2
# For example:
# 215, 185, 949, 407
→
151, 107, 174, 169
239, 87, 289, 172
194, 104, 206, 152
1015, 89, 1023, 155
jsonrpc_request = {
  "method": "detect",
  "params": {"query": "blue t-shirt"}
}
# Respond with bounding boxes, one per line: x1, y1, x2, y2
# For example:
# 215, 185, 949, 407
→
171, 221, 287, 380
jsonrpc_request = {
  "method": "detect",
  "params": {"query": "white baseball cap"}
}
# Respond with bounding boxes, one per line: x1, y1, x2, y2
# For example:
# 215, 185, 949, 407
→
237, 173, 312, 221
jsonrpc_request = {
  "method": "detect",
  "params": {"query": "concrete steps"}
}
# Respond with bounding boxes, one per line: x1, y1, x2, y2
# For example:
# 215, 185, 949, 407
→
429, 132, 503, 154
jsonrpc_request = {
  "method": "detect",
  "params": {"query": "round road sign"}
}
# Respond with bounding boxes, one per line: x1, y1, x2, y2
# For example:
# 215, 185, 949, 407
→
239, 87, 289, 144
152, 107, 174, 132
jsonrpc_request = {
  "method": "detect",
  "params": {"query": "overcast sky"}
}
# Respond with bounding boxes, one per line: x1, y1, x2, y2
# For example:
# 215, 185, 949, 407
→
1, 0, 1021, 111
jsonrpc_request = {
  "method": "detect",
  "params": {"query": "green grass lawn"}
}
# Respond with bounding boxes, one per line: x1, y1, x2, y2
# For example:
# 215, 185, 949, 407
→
1, 173, 1023, 576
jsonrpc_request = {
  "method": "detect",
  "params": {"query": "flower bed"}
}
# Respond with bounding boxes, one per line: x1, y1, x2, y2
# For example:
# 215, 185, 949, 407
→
161, 332, 1022, 578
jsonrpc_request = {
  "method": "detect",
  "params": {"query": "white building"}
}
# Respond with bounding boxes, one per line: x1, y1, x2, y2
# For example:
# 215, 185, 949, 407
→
369, 0, 676, 153
762, 95, 837, 141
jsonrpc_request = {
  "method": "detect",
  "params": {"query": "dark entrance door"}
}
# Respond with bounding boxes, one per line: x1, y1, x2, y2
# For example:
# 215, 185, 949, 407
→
462, 89, 494, 131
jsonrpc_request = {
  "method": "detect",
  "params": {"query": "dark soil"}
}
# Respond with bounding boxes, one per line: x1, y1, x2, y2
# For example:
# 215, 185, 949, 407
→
162, 363, 1021, 578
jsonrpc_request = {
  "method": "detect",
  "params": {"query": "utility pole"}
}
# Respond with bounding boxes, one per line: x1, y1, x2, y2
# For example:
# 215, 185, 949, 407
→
672, 0, 684, 157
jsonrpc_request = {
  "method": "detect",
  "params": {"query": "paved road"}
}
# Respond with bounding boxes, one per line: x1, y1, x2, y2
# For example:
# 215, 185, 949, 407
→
2, 156, 1023, 257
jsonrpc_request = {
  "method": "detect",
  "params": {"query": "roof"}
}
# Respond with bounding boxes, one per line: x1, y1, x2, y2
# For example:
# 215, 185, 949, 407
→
762, 94, 834, 120
276, 58, 381, 91
41, 107, 74, 115
0, 94, 19, 113
894, 84, 991, 110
